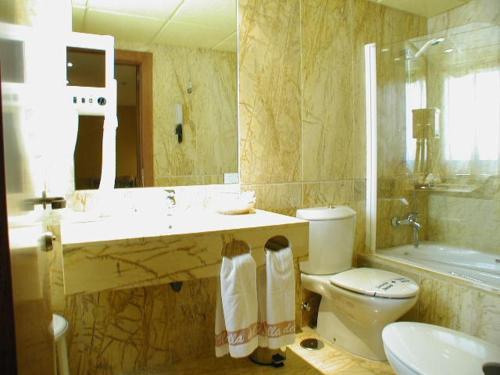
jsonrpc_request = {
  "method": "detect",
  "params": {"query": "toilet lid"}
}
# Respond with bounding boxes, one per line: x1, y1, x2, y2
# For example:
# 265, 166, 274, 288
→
328, 268, 419, 298
383, 322, 500, 375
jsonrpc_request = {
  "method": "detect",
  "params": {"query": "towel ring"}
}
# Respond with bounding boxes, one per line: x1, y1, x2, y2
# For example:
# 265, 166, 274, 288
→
265, 236, 289, 251
221, 239, 251, 258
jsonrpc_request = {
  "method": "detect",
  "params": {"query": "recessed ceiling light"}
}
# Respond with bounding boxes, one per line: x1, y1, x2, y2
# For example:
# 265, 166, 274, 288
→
444, 48, 454, 53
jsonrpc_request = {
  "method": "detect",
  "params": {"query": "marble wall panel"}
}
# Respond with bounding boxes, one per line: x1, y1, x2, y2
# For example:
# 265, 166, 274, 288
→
242, 183, 302, 217
238, 0, 302, 184
428, 194, 500, 254
115, 41, 238, 185
428, 0, 500, 34
65, 279, 217, 375
301, 0, 355, 182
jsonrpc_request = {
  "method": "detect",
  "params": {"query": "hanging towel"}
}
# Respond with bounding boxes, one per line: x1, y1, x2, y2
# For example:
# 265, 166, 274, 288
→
215, 253, 258, 358
257, 247, 296, 349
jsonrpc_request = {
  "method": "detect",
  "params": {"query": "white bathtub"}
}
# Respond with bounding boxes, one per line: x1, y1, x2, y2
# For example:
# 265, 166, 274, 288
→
378, 242, 500, 291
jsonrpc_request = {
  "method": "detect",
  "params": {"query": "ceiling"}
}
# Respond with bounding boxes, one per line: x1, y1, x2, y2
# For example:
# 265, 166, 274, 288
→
72, 0, 237, 52
367, 0, 470, 17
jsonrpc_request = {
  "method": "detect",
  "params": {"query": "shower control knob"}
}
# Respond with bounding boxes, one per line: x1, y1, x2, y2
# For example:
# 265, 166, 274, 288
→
97, 97, 106, 106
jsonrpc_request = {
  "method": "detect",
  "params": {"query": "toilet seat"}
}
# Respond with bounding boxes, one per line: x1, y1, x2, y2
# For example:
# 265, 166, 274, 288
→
383, 322, 500, 375
328, 268, 419, 299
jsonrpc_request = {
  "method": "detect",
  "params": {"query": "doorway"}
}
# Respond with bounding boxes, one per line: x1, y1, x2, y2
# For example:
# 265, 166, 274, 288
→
115, 49, 154, 187
72, 49, 153, 189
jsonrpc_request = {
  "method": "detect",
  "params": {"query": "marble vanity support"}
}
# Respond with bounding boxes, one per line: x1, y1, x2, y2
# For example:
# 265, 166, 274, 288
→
62, 218, 308, 296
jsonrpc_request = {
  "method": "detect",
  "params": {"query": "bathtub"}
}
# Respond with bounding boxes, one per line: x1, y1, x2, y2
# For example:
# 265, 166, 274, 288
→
378, 242, 500, 291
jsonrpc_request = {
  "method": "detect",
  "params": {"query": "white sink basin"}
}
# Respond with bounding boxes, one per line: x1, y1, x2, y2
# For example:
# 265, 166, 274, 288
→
383, 322, 500, 375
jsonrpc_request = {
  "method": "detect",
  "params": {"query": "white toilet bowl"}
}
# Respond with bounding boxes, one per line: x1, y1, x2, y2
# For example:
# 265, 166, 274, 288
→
383, 322, 500, 375
302, 267, 418, 360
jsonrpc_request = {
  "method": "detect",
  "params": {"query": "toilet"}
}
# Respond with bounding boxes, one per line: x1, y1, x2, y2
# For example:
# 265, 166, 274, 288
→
297, 206, 419, 361
383, 322, 500, 375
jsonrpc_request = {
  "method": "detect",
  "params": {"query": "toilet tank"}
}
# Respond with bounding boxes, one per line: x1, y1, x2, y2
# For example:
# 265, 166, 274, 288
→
297, 206, 356, 275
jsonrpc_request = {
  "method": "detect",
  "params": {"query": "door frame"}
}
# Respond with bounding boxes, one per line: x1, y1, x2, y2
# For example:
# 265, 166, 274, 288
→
115, 49, 154, 187
0, 65, 18, 375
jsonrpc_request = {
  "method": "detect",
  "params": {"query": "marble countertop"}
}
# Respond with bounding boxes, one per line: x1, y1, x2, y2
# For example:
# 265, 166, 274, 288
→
59, 209, 309, 295
61, 209, 307, 246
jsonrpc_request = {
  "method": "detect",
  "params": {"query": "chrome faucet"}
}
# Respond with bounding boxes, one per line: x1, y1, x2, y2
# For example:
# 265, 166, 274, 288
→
165, 189, 176, 215
391, 212, 422, 248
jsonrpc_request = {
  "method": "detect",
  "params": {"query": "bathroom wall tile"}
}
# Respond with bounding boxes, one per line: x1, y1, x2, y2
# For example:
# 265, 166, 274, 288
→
165, 278, 218, 362
242, 183, 302, 217
239, 0, 302, 184
193, 52, 238, 177
428, 194, 500, 254
65, 279, 217, 375
65, 286, 171, 375
376, 197, 413, 249
351, 200, 367, 257
115, 41, 238, 185
155, 176, 198, 187
353, 179, 366, 202
427, 0, 500, 34
302, 180, 354, 208
301, 0, 354, 182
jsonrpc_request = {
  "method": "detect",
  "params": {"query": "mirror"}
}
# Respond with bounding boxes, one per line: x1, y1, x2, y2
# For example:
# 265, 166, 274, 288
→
70, 0, 238, 189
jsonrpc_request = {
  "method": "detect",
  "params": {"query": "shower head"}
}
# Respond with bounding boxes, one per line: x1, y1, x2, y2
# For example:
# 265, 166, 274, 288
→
413, 37, 445, 59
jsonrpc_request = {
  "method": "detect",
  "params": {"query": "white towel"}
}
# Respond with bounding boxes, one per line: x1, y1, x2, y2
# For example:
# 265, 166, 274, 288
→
215, 253, 258, 358
257, 247, 296, 349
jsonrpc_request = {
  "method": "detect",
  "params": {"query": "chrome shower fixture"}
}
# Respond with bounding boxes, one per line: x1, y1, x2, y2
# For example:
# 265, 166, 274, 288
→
413, 37, 445, 59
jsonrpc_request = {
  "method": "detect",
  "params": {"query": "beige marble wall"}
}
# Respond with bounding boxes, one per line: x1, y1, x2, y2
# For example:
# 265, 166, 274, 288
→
428, 0, 500, 34
238, 0, 426, 332
428, 189, 500, 255
115, 41, 238, 186
65, 279, 218, 375
238, 0, 426, 254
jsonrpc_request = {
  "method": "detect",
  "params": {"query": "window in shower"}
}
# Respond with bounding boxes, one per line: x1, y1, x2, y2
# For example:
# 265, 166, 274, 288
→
443, 69, 500, 168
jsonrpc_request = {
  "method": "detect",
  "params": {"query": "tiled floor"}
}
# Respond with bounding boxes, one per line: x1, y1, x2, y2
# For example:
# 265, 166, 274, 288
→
131, 328, 394, 374
288, 328, 394, 375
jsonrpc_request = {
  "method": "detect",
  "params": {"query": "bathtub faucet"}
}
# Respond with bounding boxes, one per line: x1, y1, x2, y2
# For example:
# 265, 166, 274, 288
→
391, 212, 422, 248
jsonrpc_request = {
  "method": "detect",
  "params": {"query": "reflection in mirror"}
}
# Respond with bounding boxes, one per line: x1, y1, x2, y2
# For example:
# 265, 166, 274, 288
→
71, 0, 238, 188
74, 115, 103, 189
404, 24, 500, 183
67, 47, 105, 87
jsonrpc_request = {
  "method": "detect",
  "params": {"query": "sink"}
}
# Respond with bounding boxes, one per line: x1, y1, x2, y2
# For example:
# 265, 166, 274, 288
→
383, 322, 500, 375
